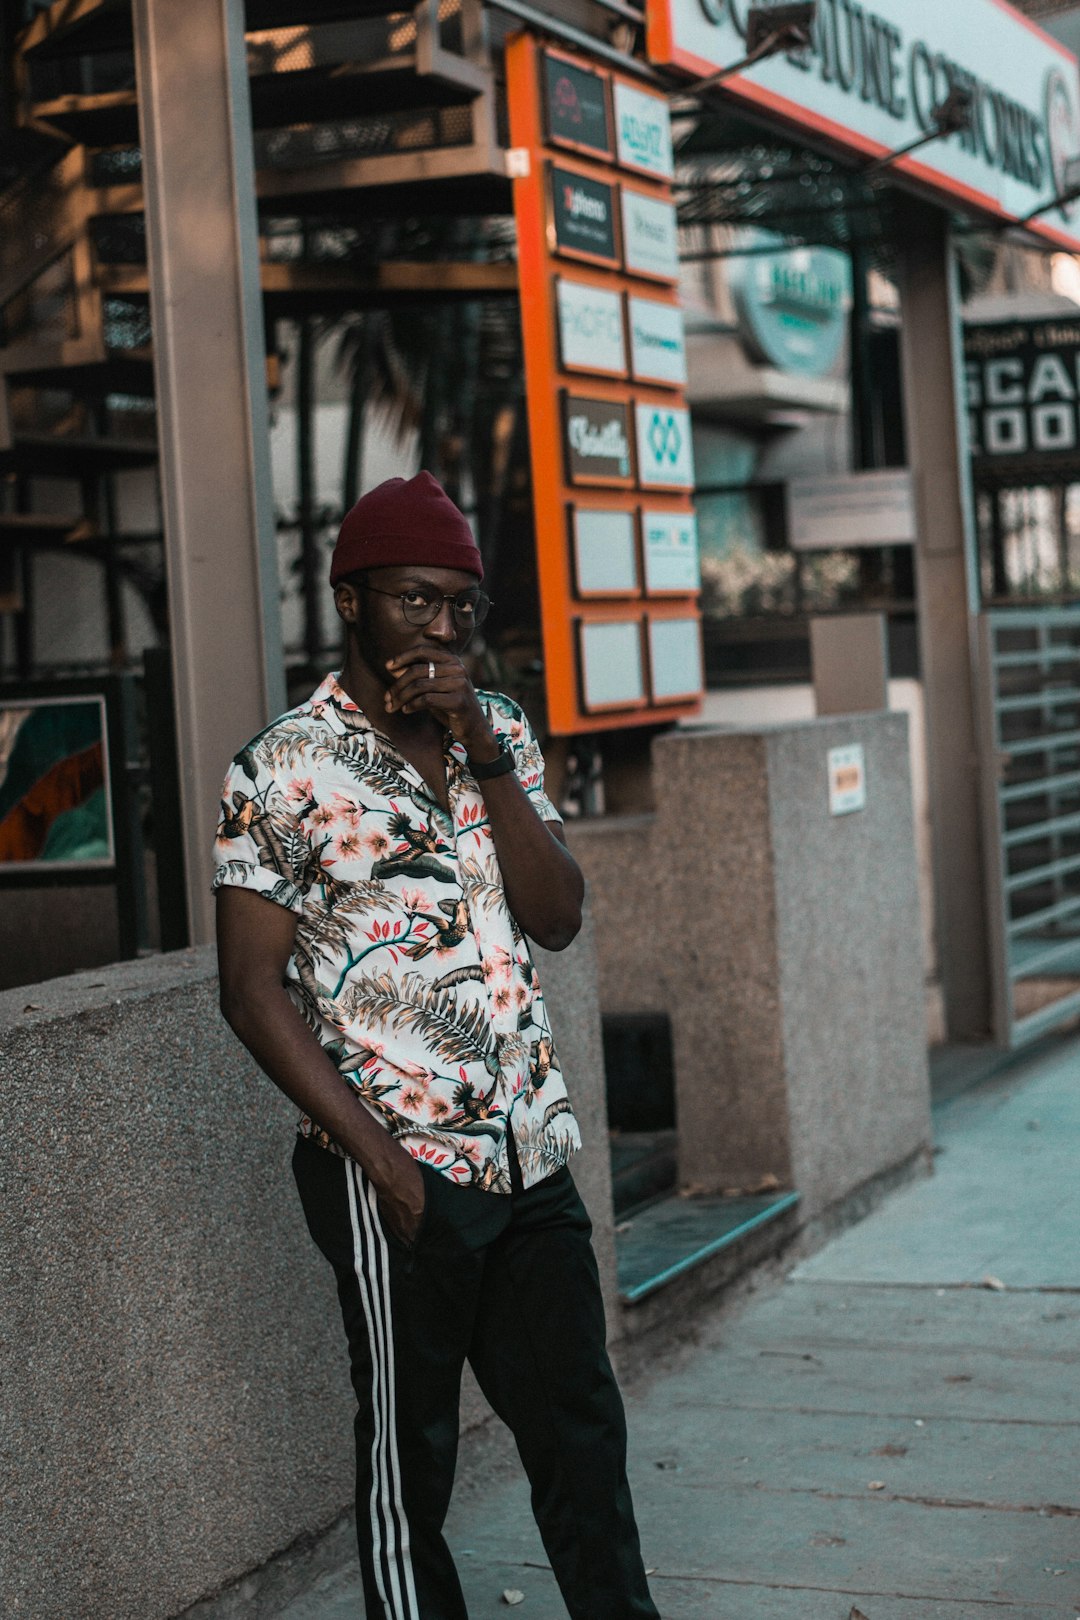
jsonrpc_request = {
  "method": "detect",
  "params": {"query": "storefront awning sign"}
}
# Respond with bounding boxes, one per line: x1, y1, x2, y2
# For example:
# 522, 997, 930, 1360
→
647, 0, 1080, 249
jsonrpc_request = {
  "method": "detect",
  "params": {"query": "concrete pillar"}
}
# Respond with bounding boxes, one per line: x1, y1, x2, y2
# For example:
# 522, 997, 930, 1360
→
895, 199, 991, 1041
133, 0, 285, 945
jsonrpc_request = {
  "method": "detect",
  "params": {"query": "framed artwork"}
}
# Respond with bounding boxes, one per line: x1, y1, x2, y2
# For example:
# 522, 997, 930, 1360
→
0, 693, 114, 872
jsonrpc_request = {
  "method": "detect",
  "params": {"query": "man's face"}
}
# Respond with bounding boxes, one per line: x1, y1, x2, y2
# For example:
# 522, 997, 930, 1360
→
336, 564, 480, 685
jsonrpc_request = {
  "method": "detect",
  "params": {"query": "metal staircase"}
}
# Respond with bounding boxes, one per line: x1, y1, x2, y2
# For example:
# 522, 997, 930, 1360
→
0, 0, 510, 675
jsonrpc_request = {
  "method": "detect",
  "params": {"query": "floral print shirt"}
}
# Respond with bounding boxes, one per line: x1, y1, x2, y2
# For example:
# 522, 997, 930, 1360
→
211, 672, 581, 1192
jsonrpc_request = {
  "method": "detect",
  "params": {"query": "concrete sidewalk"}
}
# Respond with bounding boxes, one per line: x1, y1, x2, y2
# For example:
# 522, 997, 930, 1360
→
266, 1033, 1080, 1620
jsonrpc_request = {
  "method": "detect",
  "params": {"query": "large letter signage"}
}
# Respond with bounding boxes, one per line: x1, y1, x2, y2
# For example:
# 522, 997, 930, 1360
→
646, 0, 1080, 249
965, 315, 1080, 462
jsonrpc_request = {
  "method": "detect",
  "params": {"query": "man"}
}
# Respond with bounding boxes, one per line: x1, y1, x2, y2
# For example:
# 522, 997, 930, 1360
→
213, 471, 659, 1620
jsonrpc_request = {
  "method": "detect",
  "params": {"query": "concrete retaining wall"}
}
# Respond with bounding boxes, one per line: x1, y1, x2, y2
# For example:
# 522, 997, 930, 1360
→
0, 921, 611, 1620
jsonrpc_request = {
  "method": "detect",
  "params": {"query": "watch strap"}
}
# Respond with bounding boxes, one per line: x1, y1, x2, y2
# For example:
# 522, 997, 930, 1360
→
467, 740, 516, 780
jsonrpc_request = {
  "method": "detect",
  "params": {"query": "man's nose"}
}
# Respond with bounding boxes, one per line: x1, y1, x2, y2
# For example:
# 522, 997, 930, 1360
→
424, 600, 457, 640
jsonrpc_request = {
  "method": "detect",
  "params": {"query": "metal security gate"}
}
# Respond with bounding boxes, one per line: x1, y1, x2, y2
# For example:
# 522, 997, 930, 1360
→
979, 608, 1080, 1046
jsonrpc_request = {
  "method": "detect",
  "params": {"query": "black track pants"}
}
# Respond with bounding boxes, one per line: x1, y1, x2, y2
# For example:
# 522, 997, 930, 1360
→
292, 1134, 659, 1620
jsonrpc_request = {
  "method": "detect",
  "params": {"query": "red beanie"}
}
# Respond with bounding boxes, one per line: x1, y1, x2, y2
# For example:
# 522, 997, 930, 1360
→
330, 471, 483, 585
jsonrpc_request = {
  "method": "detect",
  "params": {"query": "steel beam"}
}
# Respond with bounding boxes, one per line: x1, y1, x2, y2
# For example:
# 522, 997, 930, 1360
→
895, 198, 990, 1041
132, 0, 285, 946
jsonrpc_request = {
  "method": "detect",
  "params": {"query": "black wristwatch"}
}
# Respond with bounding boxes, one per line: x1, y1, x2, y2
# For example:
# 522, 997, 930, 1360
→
468, 739, 516, 780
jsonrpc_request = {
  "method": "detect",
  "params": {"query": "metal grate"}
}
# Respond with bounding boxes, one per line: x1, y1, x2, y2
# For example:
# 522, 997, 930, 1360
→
980, 608, 1080, 1045
674, 113, 900, 268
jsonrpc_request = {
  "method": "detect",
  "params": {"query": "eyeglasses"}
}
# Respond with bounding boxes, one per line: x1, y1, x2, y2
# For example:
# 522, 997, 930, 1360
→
360, 581, 492, 630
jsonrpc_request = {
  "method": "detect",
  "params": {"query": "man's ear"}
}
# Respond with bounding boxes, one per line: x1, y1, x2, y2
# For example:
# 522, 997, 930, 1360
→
334, 579, 361, 624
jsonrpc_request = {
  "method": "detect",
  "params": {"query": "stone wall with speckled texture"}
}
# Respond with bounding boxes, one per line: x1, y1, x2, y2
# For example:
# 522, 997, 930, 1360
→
568, 714, 931, 1211
0, 922, 610, 1620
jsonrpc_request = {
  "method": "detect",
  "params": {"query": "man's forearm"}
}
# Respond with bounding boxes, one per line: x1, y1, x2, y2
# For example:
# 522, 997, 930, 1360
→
222, 978, 414, 1190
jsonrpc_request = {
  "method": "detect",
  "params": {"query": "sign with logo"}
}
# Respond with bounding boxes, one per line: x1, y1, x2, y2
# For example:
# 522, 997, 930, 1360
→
571, 506, 640, 595
648, 616, 703, 702
550, 165, 619, 268
964, 316, 1080, 461
828, 743, 868, 817
563, 394, 634, 485
542, 50, 611, 158
635, 402, 694, 489
612, 79, 674, 180
729, 234, 851, 377
642, 509, 700, 591
621, 186, 680, 282
646, 0, 1080, 249
629, 295, 687, 386
556, 278, 627, 376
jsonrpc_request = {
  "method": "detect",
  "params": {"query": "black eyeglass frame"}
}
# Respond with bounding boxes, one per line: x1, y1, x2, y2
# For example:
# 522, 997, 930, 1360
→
356, 580, 493, 630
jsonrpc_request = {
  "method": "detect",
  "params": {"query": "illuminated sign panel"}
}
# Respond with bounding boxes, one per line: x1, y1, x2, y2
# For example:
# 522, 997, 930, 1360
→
612, 79, 675, 180
563, 394, 635, 485
621, 186, 680, 282
556, 278, 627, 376
643, 509, 700, 591
549, 165, 619, 266
629, 295, 687, 385
646, 0, 1080, 249
635, 402, 695, 489
542, 50, 612, 157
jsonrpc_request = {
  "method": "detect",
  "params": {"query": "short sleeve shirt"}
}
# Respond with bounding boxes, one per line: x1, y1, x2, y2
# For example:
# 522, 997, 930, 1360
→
211, 672, 581, 1193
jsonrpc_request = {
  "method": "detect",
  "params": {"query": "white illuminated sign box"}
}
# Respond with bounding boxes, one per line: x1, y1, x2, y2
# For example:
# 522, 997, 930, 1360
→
642, 509, 699, 591
628, 295, 687, 386
578, 619, 646, 711
571, 507, 639, 595
646, 0, 1080, 250
647, 616, 703, 702
612, 80, 674, 181
555, 278, 627, 377
621, 186, 680, 282
635, 402, 695, 489
788, 471, 917, 550
828, 744, 868, 816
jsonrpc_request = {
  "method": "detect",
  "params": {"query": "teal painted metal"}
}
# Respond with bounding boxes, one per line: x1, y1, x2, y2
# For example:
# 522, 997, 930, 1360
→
616, 1191, 800, 1305
978, 607, 1080, 1047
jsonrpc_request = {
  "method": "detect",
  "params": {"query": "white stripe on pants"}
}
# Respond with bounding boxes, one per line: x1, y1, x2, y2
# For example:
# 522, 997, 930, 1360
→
345, 1159, 421, 1620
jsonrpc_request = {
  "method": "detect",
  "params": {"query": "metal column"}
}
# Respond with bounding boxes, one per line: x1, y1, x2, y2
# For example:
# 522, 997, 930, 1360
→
132, 0, 285, 945
896, 199, 990, 1040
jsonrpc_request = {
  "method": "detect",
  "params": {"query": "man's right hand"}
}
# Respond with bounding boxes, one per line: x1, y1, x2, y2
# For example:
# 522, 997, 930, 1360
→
376, 1151, 427, 1248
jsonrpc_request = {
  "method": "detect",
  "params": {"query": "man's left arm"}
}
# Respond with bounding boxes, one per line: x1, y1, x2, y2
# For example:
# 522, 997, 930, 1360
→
386, 650, 584, 951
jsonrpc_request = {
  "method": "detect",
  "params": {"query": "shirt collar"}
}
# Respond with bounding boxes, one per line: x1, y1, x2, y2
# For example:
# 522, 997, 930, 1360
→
309, 671, 370, 736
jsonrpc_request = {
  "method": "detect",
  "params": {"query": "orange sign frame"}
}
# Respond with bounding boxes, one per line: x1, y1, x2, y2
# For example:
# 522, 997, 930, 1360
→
507, 32, 703, 736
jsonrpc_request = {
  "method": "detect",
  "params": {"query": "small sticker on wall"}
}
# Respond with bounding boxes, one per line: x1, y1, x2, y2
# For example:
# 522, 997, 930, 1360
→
828, 744, 867, 816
